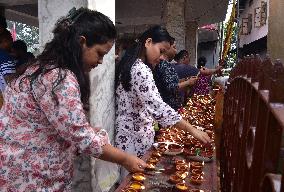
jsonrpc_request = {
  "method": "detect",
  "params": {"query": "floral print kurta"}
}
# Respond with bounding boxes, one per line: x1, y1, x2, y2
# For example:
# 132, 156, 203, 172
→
115, 59, 182, 159
153, 60, 181, 111
192, 74, 211, 95
0, 66, 109, 192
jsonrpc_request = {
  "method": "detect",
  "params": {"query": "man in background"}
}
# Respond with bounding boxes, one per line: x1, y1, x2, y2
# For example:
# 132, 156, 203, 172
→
0, 29, 16, 94
11, 39, 35, 75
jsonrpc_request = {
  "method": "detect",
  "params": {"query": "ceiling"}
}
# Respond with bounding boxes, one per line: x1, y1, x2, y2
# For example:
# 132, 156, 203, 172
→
0, 0, 38, 26
116, 0, 229, 34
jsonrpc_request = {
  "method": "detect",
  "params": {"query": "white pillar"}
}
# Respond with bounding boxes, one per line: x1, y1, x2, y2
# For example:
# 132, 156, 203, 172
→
38, 0, 88, 47
186, 21, 198, 66
88, 0, 118, 191
162, 0, 186, 51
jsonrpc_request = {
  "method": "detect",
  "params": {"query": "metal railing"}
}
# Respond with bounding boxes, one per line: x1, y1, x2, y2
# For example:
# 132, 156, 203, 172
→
220, 55, 284, 192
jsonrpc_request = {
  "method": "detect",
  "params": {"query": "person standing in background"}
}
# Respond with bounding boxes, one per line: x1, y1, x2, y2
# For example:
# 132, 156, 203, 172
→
0, 29, 16, 95
153, 39, 197, 111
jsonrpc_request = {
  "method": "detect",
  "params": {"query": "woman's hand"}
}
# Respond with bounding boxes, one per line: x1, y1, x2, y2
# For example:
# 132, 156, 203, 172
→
175, 120, 212, 145
190, 127, 212, 144
186, 76, 198, 86
122, 154, 147, 173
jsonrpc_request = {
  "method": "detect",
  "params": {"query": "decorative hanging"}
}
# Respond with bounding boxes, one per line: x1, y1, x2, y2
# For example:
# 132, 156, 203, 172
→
221, 0, 236, 63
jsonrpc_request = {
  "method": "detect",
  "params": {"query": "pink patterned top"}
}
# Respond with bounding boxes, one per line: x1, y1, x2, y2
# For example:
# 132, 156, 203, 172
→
0, 66, 109, 191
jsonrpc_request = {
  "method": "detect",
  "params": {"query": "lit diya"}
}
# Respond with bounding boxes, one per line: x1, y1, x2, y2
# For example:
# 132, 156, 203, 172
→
176, 164, 189, 171
169, 174, 183, 184
183, 148, 196, 156
191, 169, 204, 176
123, 188, 138, 192
176, 182, 189, 191
168, 144, 183, 153
147, 157, 159, 164
190, 175, 204, 185
176, 171, 189, 179
132, 173, 146, 182
145, 162, 155, 170
190, 161, 204, 170
151, 151, 162, 158
175, 159, 186, 165
158, 143, 167, 150
129, 181, 145, 191
200, 151, 213, 158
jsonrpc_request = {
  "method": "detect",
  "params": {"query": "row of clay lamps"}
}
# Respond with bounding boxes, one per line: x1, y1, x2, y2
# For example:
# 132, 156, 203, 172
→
169, 159, 205, 191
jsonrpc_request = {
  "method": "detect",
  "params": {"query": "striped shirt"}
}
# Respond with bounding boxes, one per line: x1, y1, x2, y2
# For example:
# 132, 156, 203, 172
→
0, 49, 16, 93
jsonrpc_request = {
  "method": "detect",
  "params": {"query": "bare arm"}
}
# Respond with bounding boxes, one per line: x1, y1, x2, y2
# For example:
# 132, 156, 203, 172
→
174, 119, 211, 144
178, 77, 198, 89
200, 66, 222, 76
99, 144, 146, 173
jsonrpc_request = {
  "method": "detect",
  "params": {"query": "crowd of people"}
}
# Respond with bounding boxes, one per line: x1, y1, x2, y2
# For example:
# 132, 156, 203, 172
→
0, 7, 221, 191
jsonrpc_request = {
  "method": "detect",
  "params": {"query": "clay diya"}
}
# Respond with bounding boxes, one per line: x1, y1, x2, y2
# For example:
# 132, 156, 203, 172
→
156, 137, 166, 142
158, 143, 167, 149
151, 151, 162, 158
176, 164, 189, 171
183, 148, 196, 156
132, 173, 146, 182
157, 147, 167, 153
176, 171, 189, 179
129, 181, 145, 191
159, 129, 169, 134
168, 144, 183, 153
190, 162, 204, 170
191, 169, 204, 176
123, 188, 138, 192
145, 162, 155, 170
183, 140, 194, 147
147, 157, 159, 164
175, 159, 186, 165
176, 182, 189, 191
190, 175, 204, 185
169, 174, 183, 184
200, 151, 213, 158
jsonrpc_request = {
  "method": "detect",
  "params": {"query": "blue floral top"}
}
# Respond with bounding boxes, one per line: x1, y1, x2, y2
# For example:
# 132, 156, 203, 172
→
153, 60, 181, 110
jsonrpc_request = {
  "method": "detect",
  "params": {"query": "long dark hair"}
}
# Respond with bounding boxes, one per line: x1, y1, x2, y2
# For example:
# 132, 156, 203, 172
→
23, 8, 116, 106
115, 25, 172, 92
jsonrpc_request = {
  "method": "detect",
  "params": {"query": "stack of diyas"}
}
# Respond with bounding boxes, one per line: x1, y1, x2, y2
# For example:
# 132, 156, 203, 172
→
189, 161, 205, 185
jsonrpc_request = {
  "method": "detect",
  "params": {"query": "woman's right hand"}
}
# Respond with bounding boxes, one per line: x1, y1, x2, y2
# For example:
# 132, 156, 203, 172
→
122, 154, 147, 173
190, 127, 212, 144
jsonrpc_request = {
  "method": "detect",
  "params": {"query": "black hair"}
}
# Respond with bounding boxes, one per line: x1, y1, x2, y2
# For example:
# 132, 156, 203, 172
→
21, 8, 116, 106
27, 52, 35, 59
12, 40, 28, 53
0, 16, 7, 29
174, 50, 188, 62
197, 56, 207, 69
0, 29, 12, 42
169, 36, 175, 45
115, 25, 172, 91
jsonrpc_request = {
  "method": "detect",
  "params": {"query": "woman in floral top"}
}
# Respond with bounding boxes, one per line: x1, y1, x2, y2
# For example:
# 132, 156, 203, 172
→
192, 56, 222, 95
0, 8, 146, 192
115, 26, 211, 178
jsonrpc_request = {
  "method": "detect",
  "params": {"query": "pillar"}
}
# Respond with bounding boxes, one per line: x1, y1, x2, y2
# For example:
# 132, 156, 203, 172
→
162, 0, 186, 51
267, 0, 284, 62
186, 21, 198, 66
